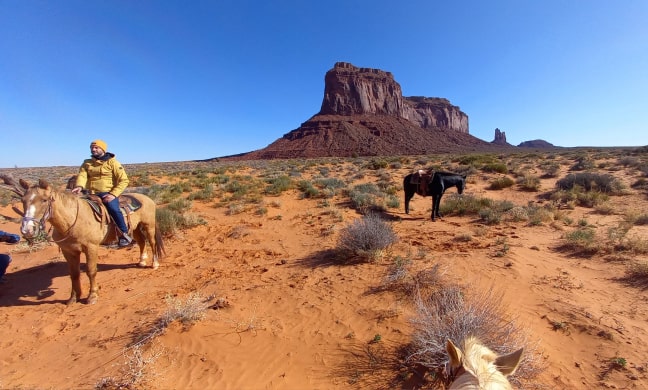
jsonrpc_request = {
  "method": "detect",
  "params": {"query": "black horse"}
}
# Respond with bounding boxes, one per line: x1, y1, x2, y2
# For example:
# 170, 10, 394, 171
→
403, 171, 467, 221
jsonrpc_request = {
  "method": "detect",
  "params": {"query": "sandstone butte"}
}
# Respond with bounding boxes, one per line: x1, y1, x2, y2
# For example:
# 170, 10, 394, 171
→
218, 62, 534, 162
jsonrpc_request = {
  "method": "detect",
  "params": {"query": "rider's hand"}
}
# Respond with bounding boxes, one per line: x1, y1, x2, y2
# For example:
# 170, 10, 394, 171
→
71, 186, 83, 194
101, 194, 116, 203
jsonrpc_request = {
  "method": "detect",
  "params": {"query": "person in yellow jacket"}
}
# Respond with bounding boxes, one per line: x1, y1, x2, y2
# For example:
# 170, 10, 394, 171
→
71, 140, 133, 248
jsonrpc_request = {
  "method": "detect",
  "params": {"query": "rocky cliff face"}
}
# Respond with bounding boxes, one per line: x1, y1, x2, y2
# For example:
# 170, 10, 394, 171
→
319, 62, 469, 133
221, 62, 508, 161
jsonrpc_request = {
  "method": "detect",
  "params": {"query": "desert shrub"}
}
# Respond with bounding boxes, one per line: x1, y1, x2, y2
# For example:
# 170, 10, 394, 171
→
165, 198, 192, 214
439, 193, 493, 217
407, 285, 541, 387
569, 156, 595, 171
539, 161, 560, 178
147, 184, 184, 204
187, 184, 215, 201
630, 177, 648, 189
618, 156, 640, 167
562, 227, 599, 253
479, 208, 502, 225
348, 183, 387, 213
556, 172, 623, 194
0, 190, 15, 206
625, 262, 648, 280
156, 208, 206, 237
488, 176, 515, 190
526, 205, 555, 226
128, 172, 154, 187
264, 175, 293, 195
457, 154, 498, 167
482, 162, 508, 174
639, 164, 648, 177
297, 180, 320, 198
635, 214, 648, 225
385, 195, 400, 209
365, 158, 388, 170
517, 174, 541, 191
336, 213, 398, 262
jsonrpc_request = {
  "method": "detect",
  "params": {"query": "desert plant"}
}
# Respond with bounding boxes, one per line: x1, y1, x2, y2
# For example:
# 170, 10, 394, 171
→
517, 174, 541, 191
348, 183, 387, 213
407, 284, 541, 387
556, 172, 623, 194
336, 213, 398, 262
488, 176, 515, 190
264, 175, 293, 195
562, 227, 599, 253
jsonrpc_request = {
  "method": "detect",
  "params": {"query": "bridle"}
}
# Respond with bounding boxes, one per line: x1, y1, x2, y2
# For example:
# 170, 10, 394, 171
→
444, 361, 467, 387
22, 194, 80, 243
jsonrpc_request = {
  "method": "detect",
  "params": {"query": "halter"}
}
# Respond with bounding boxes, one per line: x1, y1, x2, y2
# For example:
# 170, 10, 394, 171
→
22, 195, 80, 243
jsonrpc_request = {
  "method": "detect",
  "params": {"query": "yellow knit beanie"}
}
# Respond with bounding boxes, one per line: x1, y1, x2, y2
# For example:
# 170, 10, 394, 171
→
91, 139, 107, 152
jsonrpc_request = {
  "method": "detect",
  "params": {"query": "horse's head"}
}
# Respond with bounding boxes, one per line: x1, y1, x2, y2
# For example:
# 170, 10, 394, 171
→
445, 337, 523, 390
19, 179, 55, 239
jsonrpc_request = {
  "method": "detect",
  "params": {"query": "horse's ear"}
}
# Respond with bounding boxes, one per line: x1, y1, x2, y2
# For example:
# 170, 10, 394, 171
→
446, 339, 463, 368
38, 179, 52, 190
19, 179, 30, 190
494, 347, 523, 376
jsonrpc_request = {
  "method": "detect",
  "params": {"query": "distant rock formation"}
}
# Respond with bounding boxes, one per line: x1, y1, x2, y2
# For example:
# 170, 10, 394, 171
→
221, 62, 510, 160
491, 128, 512, 146
518, 139, 555, 148
320, 62, 469, 133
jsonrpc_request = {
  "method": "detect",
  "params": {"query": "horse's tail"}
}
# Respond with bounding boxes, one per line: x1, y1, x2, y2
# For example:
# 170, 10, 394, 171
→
154, 228, 166, 259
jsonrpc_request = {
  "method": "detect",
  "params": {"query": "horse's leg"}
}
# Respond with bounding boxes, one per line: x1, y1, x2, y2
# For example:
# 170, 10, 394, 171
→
435, 193, 444, 219
404, 188, 414, 214
84, 245, 99, 305
431, 195, 437, 221
138, 225, 159, 270
62, 251, 82, 305
133, 227, 149, 268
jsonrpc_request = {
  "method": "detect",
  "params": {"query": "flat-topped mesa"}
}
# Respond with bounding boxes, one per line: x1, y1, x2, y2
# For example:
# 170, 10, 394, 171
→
319, 62, 469, 133
319, 62, 404, 116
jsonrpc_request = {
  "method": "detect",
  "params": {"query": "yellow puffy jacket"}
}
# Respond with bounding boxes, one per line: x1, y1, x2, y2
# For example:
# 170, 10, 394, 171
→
75, 153, 129, 197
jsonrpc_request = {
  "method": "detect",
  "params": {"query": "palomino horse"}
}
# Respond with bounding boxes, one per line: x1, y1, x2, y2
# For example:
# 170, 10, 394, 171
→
0, 175, 165, 304
445, 336, 523, 390
403, 171, 467, 221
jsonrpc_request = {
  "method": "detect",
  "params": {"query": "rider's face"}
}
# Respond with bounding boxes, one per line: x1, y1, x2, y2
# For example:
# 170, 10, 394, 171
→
90, 145, 105, 158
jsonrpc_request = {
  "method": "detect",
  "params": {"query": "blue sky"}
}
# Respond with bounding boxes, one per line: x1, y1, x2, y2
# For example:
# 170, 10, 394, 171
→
1, 1, 647, 168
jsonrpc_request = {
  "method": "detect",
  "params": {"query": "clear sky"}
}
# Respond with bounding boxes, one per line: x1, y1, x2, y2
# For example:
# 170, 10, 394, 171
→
1, 0, 647, 168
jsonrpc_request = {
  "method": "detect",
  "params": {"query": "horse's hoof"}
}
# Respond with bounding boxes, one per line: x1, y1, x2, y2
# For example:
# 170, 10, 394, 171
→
87, 295, 98, 305
152, 262, 159, 270
66, 298, 77, 305
137, 261, 147, 268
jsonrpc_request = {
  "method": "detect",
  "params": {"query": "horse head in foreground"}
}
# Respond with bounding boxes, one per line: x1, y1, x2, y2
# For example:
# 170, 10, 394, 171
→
403, 170, 467, 221
445, 336, 523, 390
1, 175, 165, 305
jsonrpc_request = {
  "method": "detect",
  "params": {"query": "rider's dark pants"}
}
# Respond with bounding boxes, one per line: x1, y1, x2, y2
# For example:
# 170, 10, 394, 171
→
98, 192, 128, 234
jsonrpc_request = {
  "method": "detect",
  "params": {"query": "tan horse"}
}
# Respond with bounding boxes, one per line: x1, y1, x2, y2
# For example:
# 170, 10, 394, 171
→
1, 176, 165, 305
445, 336, 523, 390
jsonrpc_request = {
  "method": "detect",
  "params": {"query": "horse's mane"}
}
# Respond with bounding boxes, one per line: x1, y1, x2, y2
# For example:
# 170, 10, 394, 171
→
453, 336, 512, 389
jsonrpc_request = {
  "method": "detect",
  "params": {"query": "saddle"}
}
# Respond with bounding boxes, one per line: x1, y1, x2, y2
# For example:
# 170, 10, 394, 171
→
82, 194, 142, 229
410, 170, 434, 196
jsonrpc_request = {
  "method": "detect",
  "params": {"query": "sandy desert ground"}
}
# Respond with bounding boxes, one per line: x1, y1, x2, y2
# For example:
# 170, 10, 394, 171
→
1, 149, 647, 389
